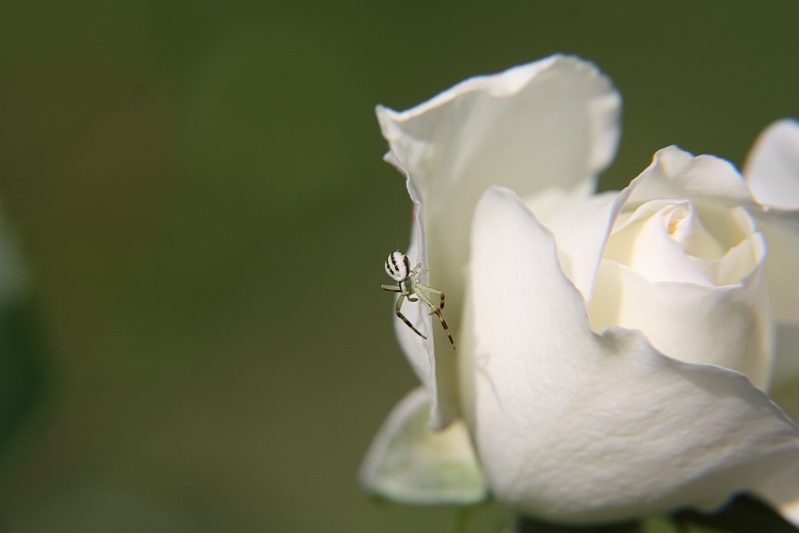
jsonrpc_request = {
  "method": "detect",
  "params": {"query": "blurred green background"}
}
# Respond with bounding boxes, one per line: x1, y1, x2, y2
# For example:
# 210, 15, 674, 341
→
0, 1, 797, 531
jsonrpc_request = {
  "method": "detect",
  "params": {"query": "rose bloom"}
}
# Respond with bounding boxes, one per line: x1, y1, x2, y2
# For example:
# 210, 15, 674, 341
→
360, 55, 799, 525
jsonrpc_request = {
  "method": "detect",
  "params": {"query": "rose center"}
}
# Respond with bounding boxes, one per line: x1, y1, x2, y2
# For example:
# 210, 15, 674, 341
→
661, 203, 726, 260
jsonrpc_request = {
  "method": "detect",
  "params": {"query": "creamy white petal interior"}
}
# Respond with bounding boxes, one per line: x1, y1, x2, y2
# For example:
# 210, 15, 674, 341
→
579, 146, 786, 386
359, 388, 487, 505
624, 144, 799, 324
462, 186, 799, 523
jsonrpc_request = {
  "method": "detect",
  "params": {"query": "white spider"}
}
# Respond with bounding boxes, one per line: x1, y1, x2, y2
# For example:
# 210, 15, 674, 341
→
382, 251, 457, 353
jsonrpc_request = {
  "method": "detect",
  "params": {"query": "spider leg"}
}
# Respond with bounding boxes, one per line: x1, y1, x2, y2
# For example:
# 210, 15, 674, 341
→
381, 284, 401, 292
395, 294, 427, 340
416, 283, 445, 310
415, 290, 457, 353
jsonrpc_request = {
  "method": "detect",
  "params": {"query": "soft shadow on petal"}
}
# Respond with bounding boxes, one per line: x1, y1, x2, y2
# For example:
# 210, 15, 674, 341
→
744, 119, 799, 210
540, 190, 622, 306
359, 387, 487, 505
462, 186, 799, 524
383, 154, 459, 430
387, 210, 431, 386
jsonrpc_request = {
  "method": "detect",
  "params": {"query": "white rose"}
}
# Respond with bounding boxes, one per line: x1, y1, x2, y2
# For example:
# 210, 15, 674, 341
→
360, 55, 799, 524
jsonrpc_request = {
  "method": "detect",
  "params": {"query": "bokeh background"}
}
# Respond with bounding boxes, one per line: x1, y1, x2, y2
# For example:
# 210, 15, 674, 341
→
0, 1, 797, 531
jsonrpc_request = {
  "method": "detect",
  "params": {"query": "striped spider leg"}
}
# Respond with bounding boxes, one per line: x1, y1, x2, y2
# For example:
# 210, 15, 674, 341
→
382, 251, 457, 353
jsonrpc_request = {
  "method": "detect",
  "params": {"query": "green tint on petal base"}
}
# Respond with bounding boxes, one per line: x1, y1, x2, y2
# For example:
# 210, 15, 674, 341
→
359, 387, 487, 505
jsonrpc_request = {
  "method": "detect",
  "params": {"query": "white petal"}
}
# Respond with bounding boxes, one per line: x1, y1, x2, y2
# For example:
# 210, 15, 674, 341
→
381, 55, 621, 429
378, 55, 621, 305
744, 119, 799, 210
626, 146, 755, 210
541, 190, 623, 306
522, 177, 597, 225
359, 388, 487, 505
751, 209, 799, 322
461, 186, 799, 523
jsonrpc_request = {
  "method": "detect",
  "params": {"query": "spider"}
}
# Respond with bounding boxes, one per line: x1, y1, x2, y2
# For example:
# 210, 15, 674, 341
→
382, 251, 457, 353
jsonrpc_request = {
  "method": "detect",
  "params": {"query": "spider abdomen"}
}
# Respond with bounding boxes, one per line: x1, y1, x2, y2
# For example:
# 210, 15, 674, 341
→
385, 251, 411, 281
